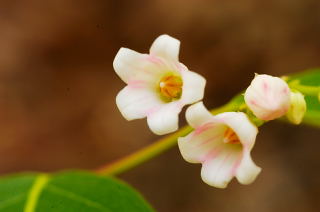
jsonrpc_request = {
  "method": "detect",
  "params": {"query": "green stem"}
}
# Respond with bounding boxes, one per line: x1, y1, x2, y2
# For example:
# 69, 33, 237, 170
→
96, 101, 239, 176
96, 126, 192, 176
289, 80, 320, 96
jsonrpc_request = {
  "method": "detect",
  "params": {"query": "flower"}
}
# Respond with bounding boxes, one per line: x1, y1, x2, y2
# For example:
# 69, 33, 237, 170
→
286, 91, 306, 125
113, 35, 206, 135
244, 74, 290, 121
178, 102, 261, 188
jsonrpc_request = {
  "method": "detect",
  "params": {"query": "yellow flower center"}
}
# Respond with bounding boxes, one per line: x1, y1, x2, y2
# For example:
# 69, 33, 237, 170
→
223, 128, 240, 144
159, 75, 183, 102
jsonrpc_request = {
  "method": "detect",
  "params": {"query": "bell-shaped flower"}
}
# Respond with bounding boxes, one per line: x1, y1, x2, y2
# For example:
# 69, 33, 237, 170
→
178, 102, 261, 188
113, 35, 206, 135
244, 74, 290, 121
286, 91, 306, 125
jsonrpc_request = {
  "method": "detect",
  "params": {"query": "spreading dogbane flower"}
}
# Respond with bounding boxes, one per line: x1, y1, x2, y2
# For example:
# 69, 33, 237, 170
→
244, 74, 290, 121
178, 102, 261, 188
113, 35, 206, 135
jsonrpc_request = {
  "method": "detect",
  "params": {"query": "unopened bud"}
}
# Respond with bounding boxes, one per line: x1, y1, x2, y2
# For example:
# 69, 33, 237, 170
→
245, 74, 290, 121
286, 91, 307, 125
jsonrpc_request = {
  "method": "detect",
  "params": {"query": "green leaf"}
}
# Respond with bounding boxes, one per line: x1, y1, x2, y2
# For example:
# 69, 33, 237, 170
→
301, 95, 320, 127
287, 68, 320, 127
0, 171, 154, 212
287, 68, 320, 86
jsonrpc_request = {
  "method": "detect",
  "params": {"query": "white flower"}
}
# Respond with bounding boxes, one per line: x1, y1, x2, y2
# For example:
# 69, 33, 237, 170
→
178, 102, 261, 188
286, 91, 306, 125
113, 35, 206, 135
244, 74, 290, 121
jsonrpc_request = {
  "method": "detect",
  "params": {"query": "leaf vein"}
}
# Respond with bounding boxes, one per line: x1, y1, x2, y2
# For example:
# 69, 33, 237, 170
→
46, 184, 111, 212
24, 174, 50, 212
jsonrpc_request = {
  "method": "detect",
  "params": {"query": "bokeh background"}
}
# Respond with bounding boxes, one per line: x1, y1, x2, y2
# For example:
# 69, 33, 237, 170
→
1, 0, 320, 211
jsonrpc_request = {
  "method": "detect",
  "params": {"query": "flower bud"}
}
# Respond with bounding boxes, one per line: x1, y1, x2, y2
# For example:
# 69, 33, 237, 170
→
286, 91, 307, 125
244, 74, 290, 121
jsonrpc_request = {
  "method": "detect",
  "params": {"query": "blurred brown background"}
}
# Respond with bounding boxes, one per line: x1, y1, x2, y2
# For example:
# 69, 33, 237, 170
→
0, 0, 320, 211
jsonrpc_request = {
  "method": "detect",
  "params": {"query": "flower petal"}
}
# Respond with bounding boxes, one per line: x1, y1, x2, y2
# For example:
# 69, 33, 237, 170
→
147, 102, 182, 135
201, 146, 242, 188
149, 34, 180, 61
215, 112, 258, 149
113, 48, 163, 84
185, 102, 213, 128
236, 151, 261, 185
178, 123, 225, 163
116, 86, 161, 120
113, 48, 145, 83
180, 67, 206, 104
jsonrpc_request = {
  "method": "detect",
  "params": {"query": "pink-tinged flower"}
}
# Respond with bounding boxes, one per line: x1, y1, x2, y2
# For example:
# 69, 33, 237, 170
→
113, 35, 206, 135
244, 74, 290, 121
178, 102, 261, 188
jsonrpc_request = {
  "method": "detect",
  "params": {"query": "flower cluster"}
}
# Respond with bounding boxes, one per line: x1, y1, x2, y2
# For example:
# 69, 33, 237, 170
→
113, 35, 307, 188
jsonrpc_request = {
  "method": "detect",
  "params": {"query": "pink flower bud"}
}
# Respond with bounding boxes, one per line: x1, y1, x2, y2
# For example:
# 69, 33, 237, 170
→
244, 74, 290, 121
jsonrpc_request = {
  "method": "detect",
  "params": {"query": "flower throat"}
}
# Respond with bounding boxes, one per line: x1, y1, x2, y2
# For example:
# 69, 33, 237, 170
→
159, 75, 183, 102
